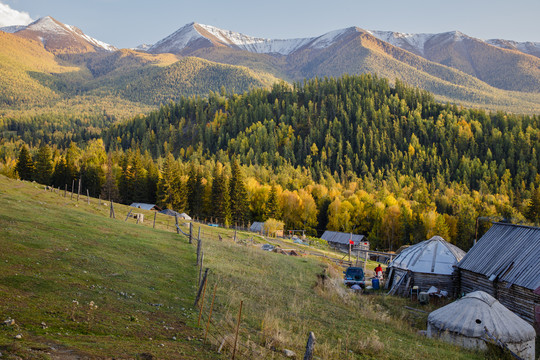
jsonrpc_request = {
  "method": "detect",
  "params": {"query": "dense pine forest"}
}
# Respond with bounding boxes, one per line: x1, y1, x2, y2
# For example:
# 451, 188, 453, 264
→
2, 74, 540, 251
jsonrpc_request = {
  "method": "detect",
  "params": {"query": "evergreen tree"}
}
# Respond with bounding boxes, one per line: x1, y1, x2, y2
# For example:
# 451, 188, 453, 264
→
187, 163, 203, 218
525, 186, 540, 224
51, 157, 69, 188
265, 185, 280, 220
100, 154, 120, 202
211, 163, 230, 225
15, 145, 34, 181
229, 160, 248, 226
156, 153, 186, 211
34, 145, 53, 185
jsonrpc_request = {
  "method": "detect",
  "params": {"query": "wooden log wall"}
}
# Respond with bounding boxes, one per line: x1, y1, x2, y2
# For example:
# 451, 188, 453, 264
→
460, 269, 540, 327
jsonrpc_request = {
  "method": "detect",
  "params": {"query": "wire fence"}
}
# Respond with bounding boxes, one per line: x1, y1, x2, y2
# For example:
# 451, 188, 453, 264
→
43, 185, 317, 359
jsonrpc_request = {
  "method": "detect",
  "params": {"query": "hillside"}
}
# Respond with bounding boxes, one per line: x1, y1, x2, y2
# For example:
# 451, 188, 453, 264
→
0, 34, 279, 117
0, 175, 485, 359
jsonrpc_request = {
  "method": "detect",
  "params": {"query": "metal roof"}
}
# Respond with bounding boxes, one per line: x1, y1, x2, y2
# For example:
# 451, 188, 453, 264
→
159, 209, 181, 217
389, 236, 466, 275
250, 222, 264, 232
130, 203, 159, 211
458, 223, 540, 291
321, 231, 366, 245
428, 291, 536, 343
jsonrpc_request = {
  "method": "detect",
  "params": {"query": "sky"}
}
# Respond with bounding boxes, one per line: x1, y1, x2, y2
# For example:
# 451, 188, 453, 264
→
1, 0, 539, 48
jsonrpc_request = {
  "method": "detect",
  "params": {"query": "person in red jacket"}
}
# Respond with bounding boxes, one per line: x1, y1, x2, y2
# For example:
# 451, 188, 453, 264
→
374, 264, 383, 279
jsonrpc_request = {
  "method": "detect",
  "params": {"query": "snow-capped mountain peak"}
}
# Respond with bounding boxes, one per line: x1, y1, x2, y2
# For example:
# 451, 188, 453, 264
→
148, 22, 357, 55
14, 16, 116, 53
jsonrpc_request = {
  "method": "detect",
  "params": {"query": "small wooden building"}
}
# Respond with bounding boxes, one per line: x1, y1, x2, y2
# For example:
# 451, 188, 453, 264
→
458, 223, 540, 330
386, 236, 466, 296
320, 231, 369, 252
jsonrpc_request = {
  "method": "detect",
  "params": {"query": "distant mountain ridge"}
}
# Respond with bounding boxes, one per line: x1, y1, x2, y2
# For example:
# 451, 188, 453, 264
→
2, 17, 540, 114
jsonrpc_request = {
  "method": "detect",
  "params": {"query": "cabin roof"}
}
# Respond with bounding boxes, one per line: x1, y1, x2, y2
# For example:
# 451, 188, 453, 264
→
321, 231, 366, 245
458, 222, 540, 291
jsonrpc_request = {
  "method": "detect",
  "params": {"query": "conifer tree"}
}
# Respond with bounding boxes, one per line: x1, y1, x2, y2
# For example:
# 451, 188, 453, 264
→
525, 186, 540, 224
211, 163, 230, 225
187, 163, 204, 218
15, 145, 34, 181
51, 156, 71, 188
156, 153, 186, 211
34, 145, 53, 185
265, 185, 280, 220
100, 154, 120, 202
229, 160, 248, 226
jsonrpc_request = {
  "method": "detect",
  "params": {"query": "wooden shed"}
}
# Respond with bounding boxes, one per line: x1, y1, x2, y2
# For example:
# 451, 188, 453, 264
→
320, 231, 369, 252
458, 223, 540, 330
386, 236, 466, 296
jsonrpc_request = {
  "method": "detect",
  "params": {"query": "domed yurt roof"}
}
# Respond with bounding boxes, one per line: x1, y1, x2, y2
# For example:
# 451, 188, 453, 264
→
428, 291, 536, 343
389, 236, 465, 275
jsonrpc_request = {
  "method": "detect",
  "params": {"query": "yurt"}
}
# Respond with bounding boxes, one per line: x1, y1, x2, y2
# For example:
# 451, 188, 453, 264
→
386, 236, 465, 296
427, 291, 536, 360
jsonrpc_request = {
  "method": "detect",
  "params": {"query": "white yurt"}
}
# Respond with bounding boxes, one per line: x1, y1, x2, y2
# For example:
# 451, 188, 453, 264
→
427, 291, 536, 360
386, 236, 465, 296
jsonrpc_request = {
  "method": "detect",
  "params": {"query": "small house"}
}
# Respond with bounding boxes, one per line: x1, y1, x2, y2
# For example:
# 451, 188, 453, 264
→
458, 223, 540, 329
427, 291, 536, 360
130, 203, 161, 211
320, 231, 369, 252
250, 222, 264, 234
386, 236, 466, 296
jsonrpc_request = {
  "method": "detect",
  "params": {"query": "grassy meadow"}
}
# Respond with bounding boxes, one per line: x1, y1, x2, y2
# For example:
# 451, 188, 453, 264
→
0, 175, 487, 359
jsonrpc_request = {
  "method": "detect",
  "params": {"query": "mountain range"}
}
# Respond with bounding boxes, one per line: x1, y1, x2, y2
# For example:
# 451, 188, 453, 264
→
2, 16, 540, 115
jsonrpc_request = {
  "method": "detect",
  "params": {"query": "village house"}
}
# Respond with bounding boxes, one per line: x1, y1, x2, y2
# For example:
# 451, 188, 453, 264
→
458, 222, 540, 330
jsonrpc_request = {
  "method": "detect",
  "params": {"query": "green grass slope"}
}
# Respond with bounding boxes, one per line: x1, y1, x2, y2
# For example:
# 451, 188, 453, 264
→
0, 176, 487, 359
0, 177, 216, 359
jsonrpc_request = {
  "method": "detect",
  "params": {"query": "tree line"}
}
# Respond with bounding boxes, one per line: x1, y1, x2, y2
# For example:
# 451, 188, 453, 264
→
2, 74, 540, 251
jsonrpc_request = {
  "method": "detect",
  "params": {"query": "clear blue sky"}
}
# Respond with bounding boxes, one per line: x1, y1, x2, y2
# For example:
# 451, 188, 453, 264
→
1, 0, 539, 48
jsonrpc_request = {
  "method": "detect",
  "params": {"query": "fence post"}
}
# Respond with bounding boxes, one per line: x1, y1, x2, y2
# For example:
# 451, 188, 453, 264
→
86, 189, 90, 205
196, 236, 202, 266
204, 283, 218, 342
189, 222, 193, 244
198, 252, 204, 287
125, 209, 132, 222
110, 201, 115, 219
197, 275, 209, 326
153, 212, 156, 229
71, 179, 75, 200
232, 300, 243, 360
77, 178, 81, 201
303, 332, 316, 360
64, 184, 67, 198
194, 268, 209, 307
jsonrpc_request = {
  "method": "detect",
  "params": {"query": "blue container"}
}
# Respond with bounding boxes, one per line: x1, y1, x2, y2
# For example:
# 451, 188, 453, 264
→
372, 278, 380, 290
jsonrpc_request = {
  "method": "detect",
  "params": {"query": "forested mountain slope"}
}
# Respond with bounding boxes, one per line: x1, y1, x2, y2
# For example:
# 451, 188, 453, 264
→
105, 75, 539, 196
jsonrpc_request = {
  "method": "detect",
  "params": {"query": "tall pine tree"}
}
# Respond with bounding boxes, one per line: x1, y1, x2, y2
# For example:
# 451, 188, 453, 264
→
211, 162, 230, 225
156, 153, 186, 211
187, 163, 204, 218
15, 145, 34, 181
229, 160, 248, 226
